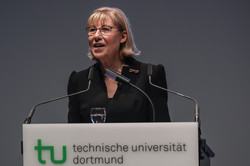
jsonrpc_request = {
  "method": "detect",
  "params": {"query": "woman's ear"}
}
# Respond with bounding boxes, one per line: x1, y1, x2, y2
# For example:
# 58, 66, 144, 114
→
120, 31, 127, 44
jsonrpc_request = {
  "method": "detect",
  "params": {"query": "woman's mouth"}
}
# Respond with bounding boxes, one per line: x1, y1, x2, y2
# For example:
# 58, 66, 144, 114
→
93, 43, 105, 51
94, 43, 105, 47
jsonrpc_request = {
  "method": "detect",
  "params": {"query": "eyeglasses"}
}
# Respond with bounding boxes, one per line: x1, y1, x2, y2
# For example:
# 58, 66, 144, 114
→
86, 25, 118, 36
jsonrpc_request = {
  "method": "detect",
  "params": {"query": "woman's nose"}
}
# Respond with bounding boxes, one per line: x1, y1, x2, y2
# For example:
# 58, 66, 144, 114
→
94, 29, 102, 41
94, 28, 102, 37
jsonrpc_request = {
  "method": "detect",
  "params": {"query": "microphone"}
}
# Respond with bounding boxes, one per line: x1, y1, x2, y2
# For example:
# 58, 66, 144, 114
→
105, 67, 131, 84
148, 64, 216, 159
23, 66, 94, 124
147, 63, 200, 123
105, 68, 156, 122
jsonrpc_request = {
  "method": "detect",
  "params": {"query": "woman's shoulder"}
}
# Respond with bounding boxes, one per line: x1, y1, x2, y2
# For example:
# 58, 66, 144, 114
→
69, 62, 99, 79
125, 57, 165, 73
67, 62, 99, 93
68, 63, 100, 90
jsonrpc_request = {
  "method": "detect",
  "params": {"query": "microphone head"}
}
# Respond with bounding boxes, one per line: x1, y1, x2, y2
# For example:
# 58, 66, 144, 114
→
105, 68, 117, 80
105, 68, 131, 84
147, 63, 153, 76
88, 66, 94, 80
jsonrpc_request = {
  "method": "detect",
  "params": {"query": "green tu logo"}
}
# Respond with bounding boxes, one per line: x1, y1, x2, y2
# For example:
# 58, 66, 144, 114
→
34, 139, 67, 164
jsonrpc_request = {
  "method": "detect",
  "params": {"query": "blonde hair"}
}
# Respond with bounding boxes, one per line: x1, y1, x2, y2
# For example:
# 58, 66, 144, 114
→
87, 7, 141, 60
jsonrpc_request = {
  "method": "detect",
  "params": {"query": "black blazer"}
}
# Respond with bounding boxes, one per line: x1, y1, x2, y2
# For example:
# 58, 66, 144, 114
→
67, 58, 170, 123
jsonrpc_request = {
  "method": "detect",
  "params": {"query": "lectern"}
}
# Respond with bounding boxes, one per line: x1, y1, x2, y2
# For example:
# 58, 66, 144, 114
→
23, 122, 201, 166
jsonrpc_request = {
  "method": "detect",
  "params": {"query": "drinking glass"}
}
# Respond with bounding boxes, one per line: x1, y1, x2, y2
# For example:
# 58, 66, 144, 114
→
90, 107, 106, 123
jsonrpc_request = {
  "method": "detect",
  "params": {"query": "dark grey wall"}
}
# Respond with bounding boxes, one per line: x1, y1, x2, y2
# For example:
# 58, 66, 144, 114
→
1, 0, 249, 165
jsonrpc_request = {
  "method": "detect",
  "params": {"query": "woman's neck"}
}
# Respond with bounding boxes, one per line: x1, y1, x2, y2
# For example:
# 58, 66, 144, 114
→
100, 55, 124, 73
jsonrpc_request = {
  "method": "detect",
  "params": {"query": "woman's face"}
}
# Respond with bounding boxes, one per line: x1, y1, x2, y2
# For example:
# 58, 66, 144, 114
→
88, 17, 127, 62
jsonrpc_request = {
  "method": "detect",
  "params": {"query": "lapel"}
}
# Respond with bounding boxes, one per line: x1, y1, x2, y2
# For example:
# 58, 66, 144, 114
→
122, 57, 142, 84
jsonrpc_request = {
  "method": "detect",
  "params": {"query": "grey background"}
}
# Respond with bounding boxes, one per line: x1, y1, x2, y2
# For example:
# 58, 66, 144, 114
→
0, 0, 249, 165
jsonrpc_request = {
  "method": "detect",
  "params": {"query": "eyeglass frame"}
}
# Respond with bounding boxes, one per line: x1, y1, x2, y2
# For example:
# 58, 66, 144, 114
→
86, 25, 119, 36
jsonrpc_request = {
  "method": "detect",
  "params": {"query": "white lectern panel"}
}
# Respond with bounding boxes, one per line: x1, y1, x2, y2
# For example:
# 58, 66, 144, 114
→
23, 122, 198, 166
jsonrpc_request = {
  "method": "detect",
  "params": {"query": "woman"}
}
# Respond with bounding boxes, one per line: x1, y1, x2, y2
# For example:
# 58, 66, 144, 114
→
67, 7, 170, 123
